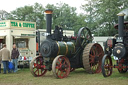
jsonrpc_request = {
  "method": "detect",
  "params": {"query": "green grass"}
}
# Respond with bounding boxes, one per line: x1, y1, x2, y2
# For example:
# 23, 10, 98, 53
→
0, 68, 128, 85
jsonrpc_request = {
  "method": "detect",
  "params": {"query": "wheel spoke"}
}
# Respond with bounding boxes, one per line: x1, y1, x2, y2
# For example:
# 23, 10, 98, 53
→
60, 71, 63, 76
82, 30, 86, 38
58, 58, 62, 64
34, 69, 38, 74
97, 53, 102, 56
90, 54, 94, 58
34, 63, 37, 67
56, 66, 59, 69
62, 60, 66, 65
92, 49, 95, 56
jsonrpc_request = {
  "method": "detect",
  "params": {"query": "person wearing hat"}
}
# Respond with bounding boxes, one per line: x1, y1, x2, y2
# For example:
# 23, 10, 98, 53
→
0, 44, 11, 74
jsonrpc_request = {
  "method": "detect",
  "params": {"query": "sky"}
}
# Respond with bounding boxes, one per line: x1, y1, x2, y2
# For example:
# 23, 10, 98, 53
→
0, 0, 86, 13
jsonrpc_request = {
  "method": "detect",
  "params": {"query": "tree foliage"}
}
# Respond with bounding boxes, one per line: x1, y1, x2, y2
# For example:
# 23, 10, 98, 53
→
45, 3, 86, 35
8, 3, 45, 29
82, 0, 128, 36
7, 2, 86, 35
6, 0, 128, 36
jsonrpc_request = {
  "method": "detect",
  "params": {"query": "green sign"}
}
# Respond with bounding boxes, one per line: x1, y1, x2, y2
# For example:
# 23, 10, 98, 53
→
0, 22, 6, 27
21, 34, 35, 36
11, 21, 35, 28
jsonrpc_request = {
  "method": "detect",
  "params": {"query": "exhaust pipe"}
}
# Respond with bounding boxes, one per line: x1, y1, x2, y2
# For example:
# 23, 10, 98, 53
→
45, 9, 53, 38
117, 13, 125, 37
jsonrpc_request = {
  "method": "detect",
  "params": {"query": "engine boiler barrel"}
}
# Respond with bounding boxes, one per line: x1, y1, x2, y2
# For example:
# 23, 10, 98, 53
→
117, 13, 125, 37
40, 39, 75, 58
56, 41, 75, 56
45, 9, 53, 37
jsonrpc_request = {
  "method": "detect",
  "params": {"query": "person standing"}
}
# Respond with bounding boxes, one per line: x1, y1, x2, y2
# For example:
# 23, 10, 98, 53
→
0, 44, 11, 74
0, 55, 1, 73
11, 44, 19, 73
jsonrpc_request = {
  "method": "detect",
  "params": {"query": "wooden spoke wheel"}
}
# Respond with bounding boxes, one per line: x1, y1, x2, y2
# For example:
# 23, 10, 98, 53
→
117, 59, 127, 73
83, 43, 104, 74
118, 68, 127, 73
52, 55, 70, 79
101, 54, 113, 77
30, 56, 47, 77
76, 27, 93, 48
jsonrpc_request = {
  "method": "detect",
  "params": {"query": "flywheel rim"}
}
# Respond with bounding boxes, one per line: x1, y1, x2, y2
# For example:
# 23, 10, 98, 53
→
76, 27, 93, 48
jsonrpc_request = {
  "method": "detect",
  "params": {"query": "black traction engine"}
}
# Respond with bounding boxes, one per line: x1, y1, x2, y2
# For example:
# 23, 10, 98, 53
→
102, 13, 128, 77
30, 9, 104, 79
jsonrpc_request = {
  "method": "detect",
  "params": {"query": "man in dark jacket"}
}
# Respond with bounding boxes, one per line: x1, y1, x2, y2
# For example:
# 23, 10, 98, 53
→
0, 54, 1, 73
11, 44, 19, 73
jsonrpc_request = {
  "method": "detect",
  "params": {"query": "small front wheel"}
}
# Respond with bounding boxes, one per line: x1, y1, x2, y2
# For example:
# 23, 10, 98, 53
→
52, 55, 70, 79
30, 56, 47, 77
117, 59, 127, 73
101, 54, 113, 77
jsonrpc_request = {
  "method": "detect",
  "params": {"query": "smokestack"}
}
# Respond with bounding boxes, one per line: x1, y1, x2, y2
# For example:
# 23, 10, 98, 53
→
117, 13, 125, 37
45, 9, 53, 38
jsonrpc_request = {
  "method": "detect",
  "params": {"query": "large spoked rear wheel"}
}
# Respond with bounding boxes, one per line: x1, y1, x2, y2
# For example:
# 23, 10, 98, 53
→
102, 54, 113, 77
83, 43, 104, 74
52, 55, 70, 79
30, 56, 47, 77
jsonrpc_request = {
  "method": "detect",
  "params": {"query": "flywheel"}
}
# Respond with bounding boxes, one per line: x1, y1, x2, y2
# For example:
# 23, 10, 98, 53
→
76, 27, 93, 48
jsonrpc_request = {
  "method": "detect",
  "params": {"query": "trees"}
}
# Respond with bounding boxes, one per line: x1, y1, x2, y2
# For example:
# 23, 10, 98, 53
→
5, 1, 128, 36
45, 3, 85, 32
82, 0, 128, 36
8, 3, 45, 29
7, 2, 86, 33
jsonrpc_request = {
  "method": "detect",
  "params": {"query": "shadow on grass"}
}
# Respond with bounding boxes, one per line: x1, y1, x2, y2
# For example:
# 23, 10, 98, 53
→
99, 69, 128, 79
110, 72, 128, 79
70, 68, 87, 74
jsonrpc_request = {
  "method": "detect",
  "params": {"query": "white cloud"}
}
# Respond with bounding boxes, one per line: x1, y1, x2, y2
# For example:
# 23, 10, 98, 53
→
0, 0, 86, 13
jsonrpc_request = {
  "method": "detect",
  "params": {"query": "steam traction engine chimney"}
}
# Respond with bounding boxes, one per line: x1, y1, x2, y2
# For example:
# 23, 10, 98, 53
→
45, 9, 53, 38
113, 13, 126, 59
117, 13, 125, 37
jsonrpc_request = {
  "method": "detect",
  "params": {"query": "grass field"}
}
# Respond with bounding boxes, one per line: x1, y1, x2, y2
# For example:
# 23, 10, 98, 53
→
0, 68, 128, 85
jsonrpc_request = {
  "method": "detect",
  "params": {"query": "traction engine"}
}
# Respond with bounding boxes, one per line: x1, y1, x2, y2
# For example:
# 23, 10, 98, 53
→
30, 9, 104, 79
102, 13, 128, 77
